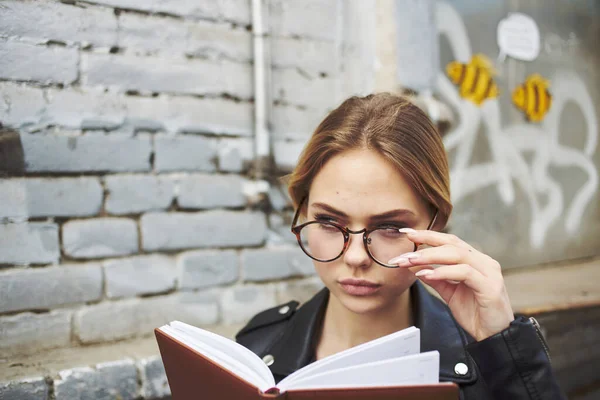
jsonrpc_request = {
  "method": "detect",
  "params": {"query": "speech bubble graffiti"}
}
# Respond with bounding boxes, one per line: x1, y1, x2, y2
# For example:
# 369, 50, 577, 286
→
497, 13, 540, 62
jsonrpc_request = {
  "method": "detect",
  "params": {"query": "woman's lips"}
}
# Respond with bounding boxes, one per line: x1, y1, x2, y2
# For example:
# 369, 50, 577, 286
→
338, 279, 382, 296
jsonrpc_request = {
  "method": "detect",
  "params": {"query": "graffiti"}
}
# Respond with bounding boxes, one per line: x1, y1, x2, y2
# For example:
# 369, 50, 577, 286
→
435, 2, 598, 248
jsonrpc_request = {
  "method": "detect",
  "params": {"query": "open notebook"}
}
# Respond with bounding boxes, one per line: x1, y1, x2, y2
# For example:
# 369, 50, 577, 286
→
155, 321, 458, 399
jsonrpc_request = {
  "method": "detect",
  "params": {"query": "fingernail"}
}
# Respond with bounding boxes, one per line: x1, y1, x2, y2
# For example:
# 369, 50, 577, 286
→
388, 256, 411, 266
399, 228, 416, 234
388, 252, 420, 265
415, 269, 434, 277
400, 252, 420, 259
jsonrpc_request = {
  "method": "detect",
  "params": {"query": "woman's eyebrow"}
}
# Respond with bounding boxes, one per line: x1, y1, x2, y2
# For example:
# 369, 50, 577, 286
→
310, 202, 416, 220
310, 202, 348, 218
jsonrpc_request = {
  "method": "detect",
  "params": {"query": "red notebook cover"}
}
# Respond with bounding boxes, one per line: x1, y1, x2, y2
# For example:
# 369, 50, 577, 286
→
155, 328, 459, 400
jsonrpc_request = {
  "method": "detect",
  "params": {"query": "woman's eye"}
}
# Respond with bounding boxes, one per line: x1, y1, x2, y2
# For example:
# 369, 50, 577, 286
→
374, 225, 406, 238
318, 223, 339, 233
314, 214, 338, 223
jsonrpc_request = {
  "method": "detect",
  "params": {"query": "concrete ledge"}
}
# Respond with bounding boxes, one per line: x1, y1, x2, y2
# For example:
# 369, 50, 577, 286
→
0, 324, 243, 397
505, 257, 600, 314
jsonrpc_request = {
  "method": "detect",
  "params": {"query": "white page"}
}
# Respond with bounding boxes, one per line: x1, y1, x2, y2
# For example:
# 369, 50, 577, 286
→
168, 321, 274, 387
279, 326, 420, 388
160, 323, 275, 392
160, 326, 266, 390
280, 351, 439, 391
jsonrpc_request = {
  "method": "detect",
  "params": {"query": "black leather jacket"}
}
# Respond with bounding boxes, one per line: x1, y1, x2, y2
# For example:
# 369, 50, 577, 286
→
236, 281, 566, 399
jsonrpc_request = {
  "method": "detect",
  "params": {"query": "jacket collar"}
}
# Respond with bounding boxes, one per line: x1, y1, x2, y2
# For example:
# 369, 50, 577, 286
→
267, 281, 477, 384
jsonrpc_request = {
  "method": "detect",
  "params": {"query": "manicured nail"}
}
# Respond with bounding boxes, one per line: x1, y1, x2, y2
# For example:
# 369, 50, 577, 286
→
415, 269, 434, 277
388, 257, 410, 266
388, 252, 420, 265
400, 252, 420, 259
399, 228, 416, 234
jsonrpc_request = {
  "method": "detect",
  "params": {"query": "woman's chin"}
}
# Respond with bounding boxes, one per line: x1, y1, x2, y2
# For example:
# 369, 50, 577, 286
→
336, 292, 388, 315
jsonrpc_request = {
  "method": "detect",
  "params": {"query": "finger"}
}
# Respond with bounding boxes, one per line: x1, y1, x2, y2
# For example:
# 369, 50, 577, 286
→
400, 229, 472, 250
417, 277, 458, 305
415, 264, 488, 294
389, 245, 494, 276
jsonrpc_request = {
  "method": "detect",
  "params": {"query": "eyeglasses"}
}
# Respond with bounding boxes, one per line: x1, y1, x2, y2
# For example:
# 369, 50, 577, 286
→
291, 197, 438, 268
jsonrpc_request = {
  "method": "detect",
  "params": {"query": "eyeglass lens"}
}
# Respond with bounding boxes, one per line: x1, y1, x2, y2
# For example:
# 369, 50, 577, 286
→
298, 223, 414, 266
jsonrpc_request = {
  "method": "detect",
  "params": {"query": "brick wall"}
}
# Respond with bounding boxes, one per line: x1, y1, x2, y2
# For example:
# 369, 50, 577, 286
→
0, 1, 375, 398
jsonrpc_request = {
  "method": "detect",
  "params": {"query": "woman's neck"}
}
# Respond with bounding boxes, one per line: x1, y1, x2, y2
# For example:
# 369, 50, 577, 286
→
316, 290, 413, 360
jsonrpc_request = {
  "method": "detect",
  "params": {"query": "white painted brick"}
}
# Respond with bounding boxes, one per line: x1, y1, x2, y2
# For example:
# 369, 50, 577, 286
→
86, 0, 251, 24
119, 14, 251, 61
0, 377, 49, 400
138, 356, 170, 399
271, 105, 328, 140
0, 222, 60, 264
0, 310, 71, 357
271, 37, 337, 75
141, 211, 266, 251
104, 254, 177, 298
20, 133, 152, 172
154, 135, 218, 172
269, 0, 339, 41
38, 86, 126, 130
187, 20, 252, 61
0, 40, 78, 85
82, 53, 252, 98
178, 174, 247, 209
25, 177, 103, 217
0, 83, 47, 127
273, 140, 306, 171
54, 360, 137, 400
267, 212, 297, 244
74, 293, 219, 343
0, 0, 117, 47
276, 276, 324, 304
0, 264, 102, 313
268, 185, 292, 211
220, 284, 277, 324
242, 246, 314, 281
0, 179, 28, 220
118, 12, 189, 55
273, 68, 336, 109
217, 137, 254, 172
62, 218, 139, 259
105, 174, 175, 214
128, 95, 253, 136
178, 249, 238, 289
1, 83, 253, 135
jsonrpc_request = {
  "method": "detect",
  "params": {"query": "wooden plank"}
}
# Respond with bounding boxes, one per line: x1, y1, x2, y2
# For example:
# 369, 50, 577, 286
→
504, 258, 600, 314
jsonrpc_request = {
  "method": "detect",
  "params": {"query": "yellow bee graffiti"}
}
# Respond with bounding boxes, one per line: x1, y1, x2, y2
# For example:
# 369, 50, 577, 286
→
446, 54, 499, 106
512, 74, 552, 122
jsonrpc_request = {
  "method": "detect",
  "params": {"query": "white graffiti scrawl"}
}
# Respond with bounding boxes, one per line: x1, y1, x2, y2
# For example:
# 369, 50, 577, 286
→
436, 2, 598, 248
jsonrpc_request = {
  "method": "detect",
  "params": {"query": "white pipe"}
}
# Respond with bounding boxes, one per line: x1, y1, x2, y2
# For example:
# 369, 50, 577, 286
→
251, 0, 270, 160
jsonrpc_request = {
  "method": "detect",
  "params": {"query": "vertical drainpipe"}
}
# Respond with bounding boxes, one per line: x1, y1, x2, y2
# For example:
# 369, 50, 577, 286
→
246, 0, 271, 203
251, 0, 271, 179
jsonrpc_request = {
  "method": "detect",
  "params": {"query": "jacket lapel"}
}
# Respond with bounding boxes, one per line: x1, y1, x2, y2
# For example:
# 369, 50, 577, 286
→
413, 281, 478, 384
267, 288, 328, 379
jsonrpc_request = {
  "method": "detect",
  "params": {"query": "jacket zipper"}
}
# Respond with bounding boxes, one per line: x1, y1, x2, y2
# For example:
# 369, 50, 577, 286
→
529, 317, 551, 363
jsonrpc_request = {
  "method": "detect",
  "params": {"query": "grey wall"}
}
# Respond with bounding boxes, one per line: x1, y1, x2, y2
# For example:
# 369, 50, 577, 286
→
0, 0, 376, 398
432, 0, 600, 268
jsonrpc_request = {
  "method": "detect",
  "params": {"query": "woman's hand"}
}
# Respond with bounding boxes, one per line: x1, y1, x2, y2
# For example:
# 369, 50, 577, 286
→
389, 229, 514, 341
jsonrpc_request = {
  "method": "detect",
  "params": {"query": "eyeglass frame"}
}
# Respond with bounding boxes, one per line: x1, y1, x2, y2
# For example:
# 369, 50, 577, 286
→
290, 197, 439, 268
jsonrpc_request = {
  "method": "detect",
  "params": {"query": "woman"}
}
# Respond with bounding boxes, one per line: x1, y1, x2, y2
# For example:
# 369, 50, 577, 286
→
236, 94, 565, 399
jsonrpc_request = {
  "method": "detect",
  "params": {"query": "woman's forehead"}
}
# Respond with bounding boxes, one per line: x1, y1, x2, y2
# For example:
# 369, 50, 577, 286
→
307, 150, 424, 216
310, 150, 412, 196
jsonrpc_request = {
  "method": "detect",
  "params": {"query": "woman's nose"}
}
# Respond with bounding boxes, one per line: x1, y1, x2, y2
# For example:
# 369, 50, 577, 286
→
342, 233, 371, 269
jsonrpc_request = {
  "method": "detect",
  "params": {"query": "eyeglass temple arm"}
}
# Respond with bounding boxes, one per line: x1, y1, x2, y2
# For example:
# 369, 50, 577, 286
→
427, 209, 439, 230
291, 197, 307, 232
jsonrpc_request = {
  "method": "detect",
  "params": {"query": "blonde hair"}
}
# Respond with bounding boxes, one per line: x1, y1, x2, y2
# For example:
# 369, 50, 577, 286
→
286, 93, 452, 228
